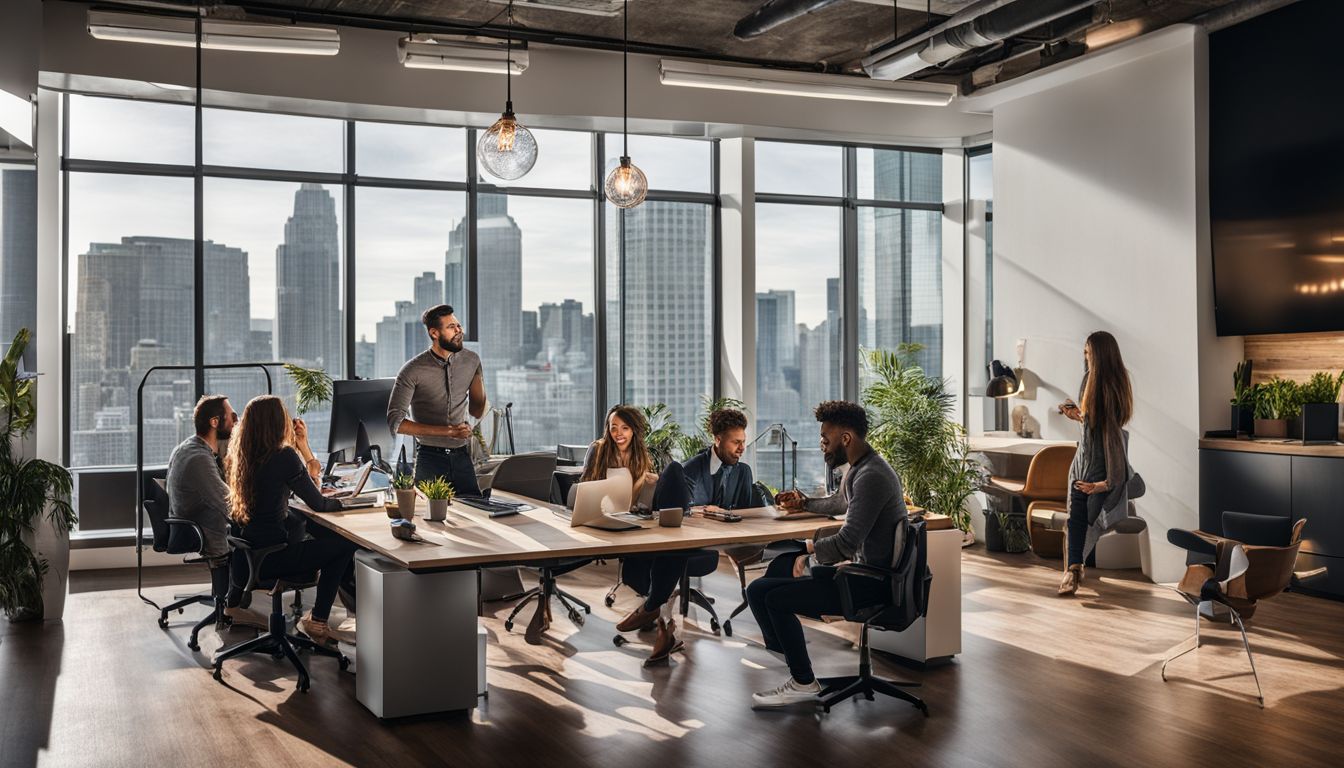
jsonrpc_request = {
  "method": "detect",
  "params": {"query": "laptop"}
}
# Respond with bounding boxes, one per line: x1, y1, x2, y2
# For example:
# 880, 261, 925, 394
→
327, 462, 388, 509
567, 468, 644, 531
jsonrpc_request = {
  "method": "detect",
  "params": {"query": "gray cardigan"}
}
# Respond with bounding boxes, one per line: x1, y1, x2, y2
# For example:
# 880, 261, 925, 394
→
803, 449, 906, 567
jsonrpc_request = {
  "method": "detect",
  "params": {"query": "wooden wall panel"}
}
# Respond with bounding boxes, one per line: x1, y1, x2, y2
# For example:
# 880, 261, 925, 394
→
1245, 332, 1344, 384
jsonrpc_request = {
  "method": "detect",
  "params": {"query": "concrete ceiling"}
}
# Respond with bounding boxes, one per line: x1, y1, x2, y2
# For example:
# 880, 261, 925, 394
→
89, 0, 1247, 88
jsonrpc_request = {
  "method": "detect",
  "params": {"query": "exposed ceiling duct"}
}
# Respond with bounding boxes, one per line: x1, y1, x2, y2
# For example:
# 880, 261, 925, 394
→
733, 0, 845, 40
863, 0, 1098, 80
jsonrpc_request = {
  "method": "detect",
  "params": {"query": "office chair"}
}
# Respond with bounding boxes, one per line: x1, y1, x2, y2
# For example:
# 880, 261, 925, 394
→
212, 532, 348, 692
491, 452, 557, 500
143, 474, 228, 652
816, 516, 931, 715
1162, 511, 1306, 707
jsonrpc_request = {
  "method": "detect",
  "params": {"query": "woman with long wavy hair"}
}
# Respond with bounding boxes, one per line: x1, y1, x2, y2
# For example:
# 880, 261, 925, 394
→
225, 395, 355, 641
1056, 331, 1134, 596
578, 404, 695, 664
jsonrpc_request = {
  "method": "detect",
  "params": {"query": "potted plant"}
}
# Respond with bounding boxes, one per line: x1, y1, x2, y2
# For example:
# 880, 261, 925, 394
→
1, 328, 77, 622
391, 473, 418, 520
864, 344, 979, 546
1253, 377, 1300, 439
418, 476, 454, 522
1229, 360, 1256, 436
282, 363, 333, 416
640, 403, 686, 473
1298, 370, 1343, 444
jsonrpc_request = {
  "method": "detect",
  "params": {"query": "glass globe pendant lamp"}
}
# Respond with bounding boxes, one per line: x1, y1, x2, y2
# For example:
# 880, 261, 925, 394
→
604, 0, 647, 208
478, 1, 537, 180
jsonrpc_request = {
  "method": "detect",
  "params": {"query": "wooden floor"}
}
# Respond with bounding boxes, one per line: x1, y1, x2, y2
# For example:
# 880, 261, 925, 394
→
4, 547, 1343, 768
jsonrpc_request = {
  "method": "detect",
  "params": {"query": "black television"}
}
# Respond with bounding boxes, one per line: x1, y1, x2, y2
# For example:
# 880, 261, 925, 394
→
1209, 0, 1344, 336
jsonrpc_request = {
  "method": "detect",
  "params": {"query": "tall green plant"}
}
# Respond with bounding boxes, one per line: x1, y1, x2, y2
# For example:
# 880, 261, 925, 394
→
1299, 370, 1344, 405
640, 403, 685, 473
282, 363, 333, 415
1231, 360, 1256, 407
863, 344, 978, 534
1, 329, 77, 620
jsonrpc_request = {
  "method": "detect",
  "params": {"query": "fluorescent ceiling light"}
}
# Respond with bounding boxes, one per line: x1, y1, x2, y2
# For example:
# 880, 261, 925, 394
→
87, 10, 340, 55
398, 35, 528, 75
484, 0, 625, 17
659, 59, 956, 106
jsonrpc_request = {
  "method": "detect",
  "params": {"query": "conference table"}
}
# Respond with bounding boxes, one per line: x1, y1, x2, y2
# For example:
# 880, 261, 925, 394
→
295, 491, 840, 718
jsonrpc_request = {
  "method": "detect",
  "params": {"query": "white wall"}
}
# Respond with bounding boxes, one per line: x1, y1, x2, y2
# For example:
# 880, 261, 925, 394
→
981, 25, 1241, 582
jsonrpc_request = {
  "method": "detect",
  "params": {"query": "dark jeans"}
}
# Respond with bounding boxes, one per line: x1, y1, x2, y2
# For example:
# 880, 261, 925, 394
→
1066, 486, 1098, 568
414, 444, 481, 497
746, 554, 845, 685
227, 524, 357, 623
622, 549, 720, 611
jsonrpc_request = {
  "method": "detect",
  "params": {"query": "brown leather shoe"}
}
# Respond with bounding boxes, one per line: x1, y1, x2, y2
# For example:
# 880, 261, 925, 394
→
643, 618, 684, 667
616, 604, 661, 633
1057, 564, 1084, 597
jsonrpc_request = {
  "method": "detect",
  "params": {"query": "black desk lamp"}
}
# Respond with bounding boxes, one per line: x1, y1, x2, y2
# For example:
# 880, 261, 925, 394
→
986, 360, 1021, 431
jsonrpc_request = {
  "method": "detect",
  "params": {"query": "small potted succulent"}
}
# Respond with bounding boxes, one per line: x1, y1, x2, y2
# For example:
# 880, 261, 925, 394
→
1298, 370, 1343, 444
1229, 360, 1256, 436
391, 473, 418, 520
1253, 377, 1300, 439
418, 476, 455, 522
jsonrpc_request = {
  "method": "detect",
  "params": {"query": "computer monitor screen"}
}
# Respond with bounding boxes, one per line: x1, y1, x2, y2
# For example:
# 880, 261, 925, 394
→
327, 378, 397, 465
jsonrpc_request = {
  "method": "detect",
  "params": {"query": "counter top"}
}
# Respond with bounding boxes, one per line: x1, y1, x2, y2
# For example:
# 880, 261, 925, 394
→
1199, 438, 1344, 458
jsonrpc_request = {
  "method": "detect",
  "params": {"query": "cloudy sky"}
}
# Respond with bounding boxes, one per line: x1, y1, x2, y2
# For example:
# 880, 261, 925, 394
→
64, 94, 898, 343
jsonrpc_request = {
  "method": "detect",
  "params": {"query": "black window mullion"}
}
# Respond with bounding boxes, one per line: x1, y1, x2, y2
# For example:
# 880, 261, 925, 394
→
711, 138, 722, 401
466, 128, 479, 342
593, 132, 608, 432
344, 120, 357, 378
842, 146, 859, 403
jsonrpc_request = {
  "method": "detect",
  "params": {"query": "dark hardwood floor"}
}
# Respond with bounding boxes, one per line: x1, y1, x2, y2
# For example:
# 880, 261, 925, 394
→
3, 547, 1343, 768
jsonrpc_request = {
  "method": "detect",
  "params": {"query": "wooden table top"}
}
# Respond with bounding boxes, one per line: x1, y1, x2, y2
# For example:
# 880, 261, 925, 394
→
967, 436, 1076, 455
1198, 437, 1344, 458
296, 492, 840, 573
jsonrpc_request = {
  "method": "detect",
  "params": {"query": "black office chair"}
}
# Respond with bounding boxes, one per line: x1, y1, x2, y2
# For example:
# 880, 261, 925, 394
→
211, 532, 348, 692
491, 451, 558, 500
143, 474, 228, 652
817, 516, 931, 715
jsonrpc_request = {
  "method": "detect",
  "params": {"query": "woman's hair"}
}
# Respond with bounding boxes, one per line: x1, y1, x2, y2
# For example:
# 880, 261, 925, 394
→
582, 404, 652, 482
226, 395, 294, 526
1080, 330, 1133, 441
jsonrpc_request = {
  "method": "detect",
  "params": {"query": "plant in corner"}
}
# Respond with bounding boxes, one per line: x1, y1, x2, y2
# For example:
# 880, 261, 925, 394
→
1298, 370, 1344, 444
1229, 360, 1257, 435
1252, 377, 1300, 439
863, 344, 981, 543
1, 328, 77, 621
282, 363, 333, 416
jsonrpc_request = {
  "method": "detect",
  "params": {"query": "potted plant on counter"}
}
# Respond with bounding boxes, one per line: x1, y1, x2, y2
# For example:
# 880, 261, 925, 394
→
1253, 377, 1300, 439
1230, 360, 1257, 436
391, 473, 418, 520
1298, 370, 1343, 444
418, 476, 454, 522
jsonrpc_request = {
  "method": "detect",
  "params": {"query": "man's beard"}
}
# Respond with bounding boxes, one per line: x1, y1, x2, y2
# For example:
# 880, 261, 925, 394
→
714, 445, 739, 465
823, 446, 847, 469
438, 335, 463, 353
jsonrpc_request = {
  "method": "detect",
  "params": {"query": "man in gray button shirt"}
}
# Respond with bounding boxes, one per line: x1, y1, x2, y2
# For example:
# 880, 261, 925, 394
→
386, 304, 488, 496
166, 395, 237, 561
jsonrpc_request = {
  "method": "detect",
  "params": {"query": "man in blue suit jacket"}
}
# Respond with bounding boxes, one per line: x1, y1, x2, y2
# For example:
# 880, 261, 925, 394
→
681, 408, 765, 510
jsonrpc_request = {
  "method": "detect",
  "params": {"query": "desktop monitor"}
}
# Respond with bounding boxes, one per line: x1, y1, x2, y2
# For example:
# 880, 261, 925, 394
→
327, 378, 397, 468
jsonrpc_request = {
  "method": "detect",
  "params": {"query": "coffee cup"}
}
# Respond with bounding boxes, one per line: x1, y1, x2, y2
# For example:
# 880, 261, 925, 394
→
658, 507, 683, 527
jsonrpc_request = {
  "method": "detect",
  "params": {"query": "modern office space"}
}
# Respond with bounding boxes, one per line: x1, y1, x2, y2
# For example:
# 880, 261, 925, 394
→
2, 0, 1342, 765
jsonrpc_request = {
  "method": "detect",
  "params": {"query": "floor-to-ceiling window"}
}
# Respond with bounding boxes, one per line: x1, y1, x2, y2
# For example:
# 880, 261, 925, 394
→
0, 161, 38, 367
755, 140, 944, 490
966, 146, 993, 431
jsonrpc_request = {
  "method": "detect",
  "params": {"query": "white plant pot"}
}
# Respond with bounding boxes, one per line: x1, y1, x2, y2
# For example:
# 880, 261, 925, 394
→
8, 432, 71, 622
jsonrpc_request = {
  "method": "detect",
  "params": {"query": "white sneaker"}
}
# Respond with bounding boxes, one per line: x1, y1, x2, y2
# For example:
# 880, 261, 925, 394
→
751, 677, 822, 709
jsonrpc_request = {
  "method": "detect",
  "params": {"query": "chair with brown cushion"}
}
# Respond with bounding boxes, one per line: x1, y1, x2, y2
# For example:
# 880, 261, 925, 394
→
985, 445, 1075, 557
1161, 511, 1306, 707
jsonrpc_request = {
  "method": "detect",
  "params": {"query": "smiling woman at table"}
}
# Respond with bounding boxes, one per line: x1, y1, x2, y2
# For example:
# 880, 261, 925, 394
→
224, 395, 356, 644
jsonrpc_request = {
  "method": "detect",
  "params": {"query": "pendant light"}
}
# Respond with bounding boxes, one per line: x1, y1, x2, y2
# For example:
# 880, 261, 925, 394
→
604, 0, 647, 208
477, 0, 538, 180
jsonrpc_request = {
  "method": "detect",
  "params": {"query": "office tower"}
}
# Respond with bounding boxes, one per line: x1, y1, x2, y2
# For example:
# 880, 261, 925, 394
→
538, 299, 586, 359
615, 202, 711, 430
375, 300, 418, 379
870, 151, 942, 375
276, 183, 341, 372
521, 310, 540, 363
754, 289, 796, 389
1, 169, 37, 351
355, 334, 376, 379
444, 245, 465, 314
451, 193, 521, 396
249, 318, 274, 363
413, 271, 442, 316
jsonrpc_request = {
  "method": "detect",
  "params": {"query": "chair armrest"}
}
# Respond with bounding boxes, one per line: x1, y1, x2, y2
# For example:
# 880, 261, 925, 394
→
834, 563, 893, 621
226, 537, 287, 593
164, 517, 207, 556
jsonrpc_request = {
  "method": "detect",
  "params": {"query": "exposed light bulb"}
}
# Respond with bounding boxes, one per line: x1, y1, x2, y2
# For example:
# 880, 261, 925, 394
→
478, 108, 538, 180
604, 156, 647, 209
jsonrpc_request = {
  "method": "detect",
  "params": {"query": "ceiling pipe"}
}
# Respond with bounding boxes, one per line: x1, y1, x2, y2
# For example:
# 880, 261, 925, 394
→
863, 0, 1097, 80
733, 0, 846, 40
1194, 0, 1300, 33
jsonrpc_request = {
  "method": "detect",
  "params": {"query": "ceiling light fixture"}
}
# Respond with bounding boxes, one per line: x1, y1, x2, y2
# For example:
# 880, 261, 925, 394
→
659, 59, 956, 106
87, 10, 340, 55
477, 0, 539, 180
398, 35, 529, 75
604, 0, 647, 209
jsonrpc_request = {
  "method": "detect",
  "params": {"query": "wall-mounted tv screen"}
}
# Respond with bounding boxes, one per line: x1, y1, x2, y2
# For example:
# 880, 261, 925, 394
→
1210, 0, 1344, 336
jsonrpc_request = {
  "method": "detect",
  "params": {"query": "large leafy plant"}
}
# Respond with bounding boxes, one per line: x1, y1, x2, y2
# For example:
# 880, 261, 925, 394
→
1299, 370, 1344, 405
1, 329, 77, 620
640, 403, 685, 473
864, 344, 979, 534
282, 363, 333, 415
1254, 377, 1301, 421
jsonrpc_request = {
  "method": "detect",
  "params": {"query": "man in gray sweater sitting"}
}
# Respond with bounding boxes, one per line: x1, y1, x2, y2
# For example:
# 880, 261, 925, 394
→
746, 400, 907, 709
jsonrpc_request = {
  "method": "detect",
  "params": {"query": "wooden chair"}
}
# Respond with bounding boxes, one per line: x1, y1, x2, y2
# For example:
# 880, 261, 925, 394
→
985, 444, 1075, 557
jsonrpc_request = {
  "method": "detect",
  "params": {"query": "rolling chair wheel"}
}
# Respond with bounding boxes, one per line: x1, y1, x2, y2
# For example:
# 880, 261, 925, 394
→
158, 617, 169, 629
709, 618, 720, 635
504, 620, 515, 632
569, 611, 585, 627
178, 608, 185, 614
339, 656, 351, 671
298, 680, 310, 693
613, 635, 628, 647
722, 620, 733, 637
212, 667, 223, 682
187, 640, 200, 652
583, 604, 591, 614
603, 595, 615, 608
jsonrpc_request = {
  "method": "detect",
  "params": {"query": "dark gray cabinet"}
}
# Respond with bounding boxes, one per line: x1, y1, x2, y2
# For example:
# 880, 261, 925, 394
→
1199, 447, 1344, 599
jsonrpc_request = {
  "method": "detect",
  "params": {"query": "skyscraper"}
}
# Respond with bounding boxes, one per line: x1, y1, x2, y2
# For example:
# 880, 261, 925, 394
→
413, 270, 442, 315
1, 169, 37, 351
452, 193, 521, 397
375, 300, 418, 379
276, 183, 341, 371
870, 151, 942, 375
